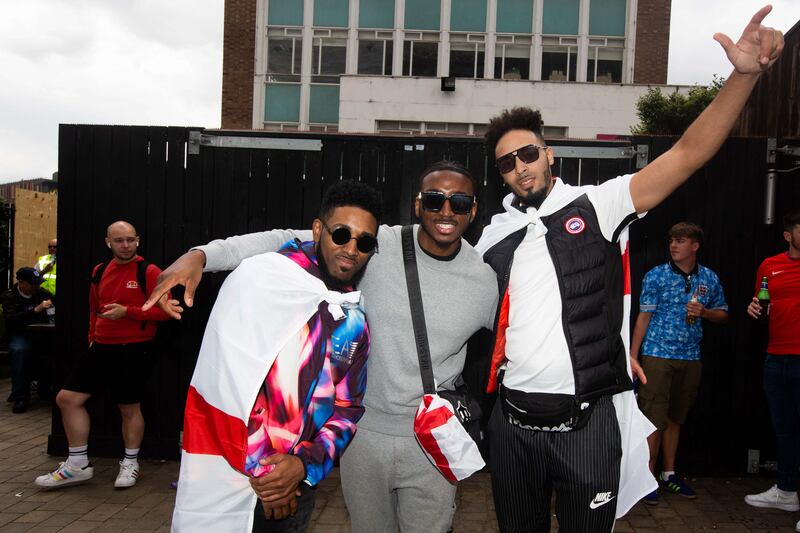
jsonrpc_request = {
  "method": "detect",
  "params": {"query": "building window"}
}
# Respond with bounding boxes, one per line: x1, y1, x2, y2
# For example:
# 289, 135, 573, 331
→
542, 0, 579, 35
449, 34, 485, 78
450, 0, 487, 32
586, 39, 624, 83
377, 120, 479, 135
268, 0, 303, 26
314, 0, 349, 27
309, 85, 340, 124
494, 35, 531, 79
496, 0, 533, 34
541, 36, 577, 81
263, 123, 301, 132
402, 37, 438, 76
543, 125, 568, 137
377, 120, 421, 134
588, 0, 626, 37
405, 0, 441, 31
266, 36, 302, 82
359, 0, 395, 29
311, 31, 347, 83
424, 121, 470, 135
265, 83, 301, 123
358, 36, 394, 75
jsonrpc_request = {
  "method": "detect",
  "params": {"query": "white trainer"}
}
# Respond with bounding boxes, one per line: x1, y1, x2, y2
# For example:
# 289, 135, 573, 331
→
35, 462, 94, 490
744, 484, 800, 512
796, 518, 799, 532
114, 460, 139, 488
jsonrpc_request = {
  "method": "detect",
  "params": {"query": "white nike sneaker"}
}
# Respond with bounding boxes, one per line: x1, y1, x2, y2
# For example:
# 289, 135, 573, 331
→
744, 484, 800, 512
35, 462, 94, 489
114, 460, 139, 488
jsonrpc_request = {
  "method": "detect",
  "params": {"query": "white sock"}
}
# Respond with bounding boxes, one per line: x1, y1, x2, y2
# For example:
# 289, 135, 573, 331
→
122, 448, 139, 466
66, 445, 89, 469
661, 471, 675, 481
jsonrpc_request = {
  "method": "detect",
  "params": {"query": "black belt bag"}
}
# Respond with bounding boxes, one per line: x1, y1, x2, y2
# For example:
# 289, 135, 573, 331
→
500, 385, 594, 432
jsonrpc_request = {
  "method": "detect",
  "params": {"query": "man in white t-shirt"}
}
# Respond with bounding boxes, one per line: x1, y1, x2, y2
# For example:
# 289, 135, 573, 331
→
475, 8, 783, 532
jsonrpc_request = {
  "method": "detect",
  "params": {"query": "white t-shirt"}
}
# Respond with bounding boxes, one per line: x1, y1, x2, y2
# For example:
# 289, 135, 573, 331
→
503, 174, 639, 394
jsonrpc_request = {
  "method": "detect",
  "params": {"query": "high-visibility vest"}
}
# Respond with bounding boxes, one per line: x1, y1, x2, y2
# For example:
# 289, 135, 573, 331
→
36, 254, 57, 295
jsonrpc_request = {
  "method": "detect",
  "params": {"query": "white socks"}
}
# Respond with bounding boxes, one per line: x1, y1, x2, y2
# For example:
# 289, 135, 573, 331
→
66, 445, 89, 469
122, 448, 140, 466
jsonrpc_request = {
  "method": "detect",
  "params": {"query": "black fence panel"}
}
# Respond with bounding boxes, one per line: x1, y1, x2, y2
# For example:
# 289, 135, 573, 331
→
54, 126, 794, 475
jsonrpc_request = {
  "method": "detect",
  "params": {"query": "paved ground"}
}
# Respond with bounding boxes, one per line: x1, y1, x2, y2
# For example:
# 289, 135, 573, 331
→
0, 378, 798, 532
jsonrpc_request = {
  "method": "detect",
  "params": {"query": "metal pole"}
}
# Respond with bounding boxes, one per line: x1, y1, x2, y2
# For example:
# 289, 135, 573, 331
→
764, 169, 777, 225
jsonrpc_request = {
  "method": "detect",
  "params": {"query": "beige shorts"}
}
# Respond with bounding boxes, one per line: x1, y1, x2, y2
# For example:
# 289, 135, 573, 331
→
637, 355, 702, 430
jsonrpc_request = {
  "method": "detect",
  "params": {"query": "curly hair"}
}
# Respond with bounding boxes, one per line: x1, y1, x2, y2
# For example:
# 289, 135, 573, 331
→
417, 160, 477, 193
484, 107, 545, 157
319, 180, 383, 225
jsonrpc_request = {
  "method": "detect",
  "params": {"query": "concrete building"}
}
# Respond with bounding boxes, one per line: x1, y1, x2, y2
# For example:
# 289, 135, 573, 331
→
222, 0, 678, 138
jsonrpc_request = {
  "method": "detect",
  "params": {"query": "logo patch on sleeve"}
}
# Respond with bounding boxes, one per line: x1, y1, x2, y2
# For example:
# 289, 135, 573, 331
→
565, 216, 586, 234
126, 281, 139, 289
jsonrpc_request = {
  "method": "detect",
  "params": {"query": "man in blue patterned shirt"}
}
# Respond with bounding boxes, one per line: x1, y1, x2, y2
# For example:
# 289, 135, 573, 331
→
630, 222, 728, 505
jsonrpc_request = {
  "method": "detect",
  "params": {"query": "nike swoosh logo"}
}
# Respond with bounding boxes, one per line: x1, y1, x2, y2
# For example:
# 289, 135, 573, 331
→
771, 270, 784, 276
589, 496, 616, 509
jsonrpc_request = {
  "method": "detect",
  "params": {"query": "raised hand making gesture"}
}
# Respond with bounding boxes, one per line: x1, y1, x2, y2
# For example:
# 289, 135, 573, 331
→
714, 4, 784, 74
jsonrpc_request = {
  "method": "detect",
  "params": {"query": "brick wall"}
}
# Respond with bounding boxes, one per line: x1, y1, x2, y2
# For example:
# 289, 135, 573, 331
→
221, 0, 257, 129
634, 0, 671, 84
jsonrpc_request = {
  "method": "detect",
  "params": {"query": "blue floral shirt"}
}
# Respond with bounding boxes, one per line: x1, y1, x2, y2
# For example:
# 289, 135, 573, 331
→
640, 262, 727, 361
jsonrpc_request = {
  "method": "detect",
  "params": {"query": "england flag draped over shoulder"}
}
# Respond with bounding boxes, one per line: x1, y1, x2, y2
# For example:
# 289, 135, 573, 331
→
613, 227, 658, 517
172, 252, 361, 533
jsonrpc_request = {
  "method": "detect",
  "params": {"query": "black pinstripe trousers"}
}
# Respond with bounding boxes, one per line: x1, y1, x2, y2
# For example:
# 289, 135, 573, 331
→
488, 395, 622, 533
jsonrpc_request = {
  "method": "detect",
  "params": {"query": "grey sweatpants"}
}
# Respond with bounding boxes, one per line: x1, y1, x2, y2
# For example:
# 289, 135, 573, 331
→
340, 426, 457, 533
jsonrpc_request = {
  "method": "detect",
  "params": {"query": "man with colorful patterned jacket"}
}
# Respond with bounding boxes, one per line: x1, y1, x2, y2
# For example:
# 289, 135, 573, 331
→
172, 180, 381, 533
631, 222, 728, 505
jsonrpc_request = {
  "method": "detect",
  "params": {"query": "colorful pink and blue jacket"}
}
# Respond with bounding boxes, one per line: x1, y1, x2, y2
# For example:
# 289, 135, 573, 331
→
244, 240, 370, 486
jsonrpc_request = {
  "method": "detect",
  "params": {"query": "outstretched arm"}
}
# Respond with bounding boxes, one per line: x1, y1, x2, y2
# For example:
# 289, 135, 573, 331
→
142, 229, 311, 317
630, 5, 784, 213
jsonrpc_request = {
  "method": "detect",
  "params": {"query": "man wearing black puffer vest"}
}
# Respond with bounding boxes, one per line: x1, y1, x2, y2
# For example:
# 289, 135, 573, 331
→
476, 6, 783, 532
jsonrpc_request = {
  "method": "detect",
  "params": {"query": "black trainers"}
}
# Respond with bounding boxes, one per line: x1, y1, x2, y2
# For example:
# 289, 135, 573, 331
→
12, 399, 29, 414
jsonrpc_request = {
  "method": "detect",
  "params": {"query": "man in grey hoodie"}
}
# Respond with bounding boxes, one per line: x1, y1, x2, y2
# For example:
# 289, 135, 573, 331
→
145, 161, 497, 533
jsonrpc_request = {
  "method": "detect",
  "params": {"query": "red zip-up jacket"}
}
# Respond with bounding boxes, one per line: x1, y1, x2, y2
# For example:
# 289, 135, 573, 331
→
88, 256, 171, 345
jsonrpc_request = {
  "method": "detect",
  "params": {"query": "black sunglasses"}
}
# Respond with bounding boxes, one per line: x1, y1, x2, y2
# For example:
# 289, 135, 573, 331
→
322, 222, 378, 254
418, 191, 475, 215
495, 144, 547, 174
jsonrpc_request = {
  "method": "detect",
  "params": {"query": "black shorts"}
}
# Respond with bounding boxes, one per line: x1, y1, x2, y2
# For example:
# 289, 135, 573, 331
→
61, 342, 156, 405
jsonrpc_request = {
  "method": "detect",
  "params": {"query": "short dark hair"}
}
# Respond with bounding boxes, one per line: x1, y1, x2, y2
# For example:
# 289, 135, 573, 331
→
783, 209, 800, 232
484, 107, 545, 157
669, 222, 704, 244
319, 180, 382, 226
418, 160, 477, 193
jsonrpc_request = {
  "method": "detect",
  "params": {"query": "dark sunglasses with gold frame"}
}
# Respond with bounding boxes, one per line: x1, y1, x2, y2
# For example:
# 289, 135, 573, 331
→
495, 143, 547, 174
322, 222, 379, 254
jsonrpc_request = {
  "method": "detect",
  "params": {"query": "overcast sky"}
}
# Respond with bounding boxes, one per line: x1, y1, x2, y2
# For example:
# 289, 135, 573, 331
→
0, 0, 798, 182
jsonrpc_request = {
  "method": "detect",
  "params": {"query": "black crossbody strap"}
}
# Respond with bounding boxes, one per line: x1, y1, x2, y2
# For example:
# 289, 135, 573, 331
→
401, 225, 436, 395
